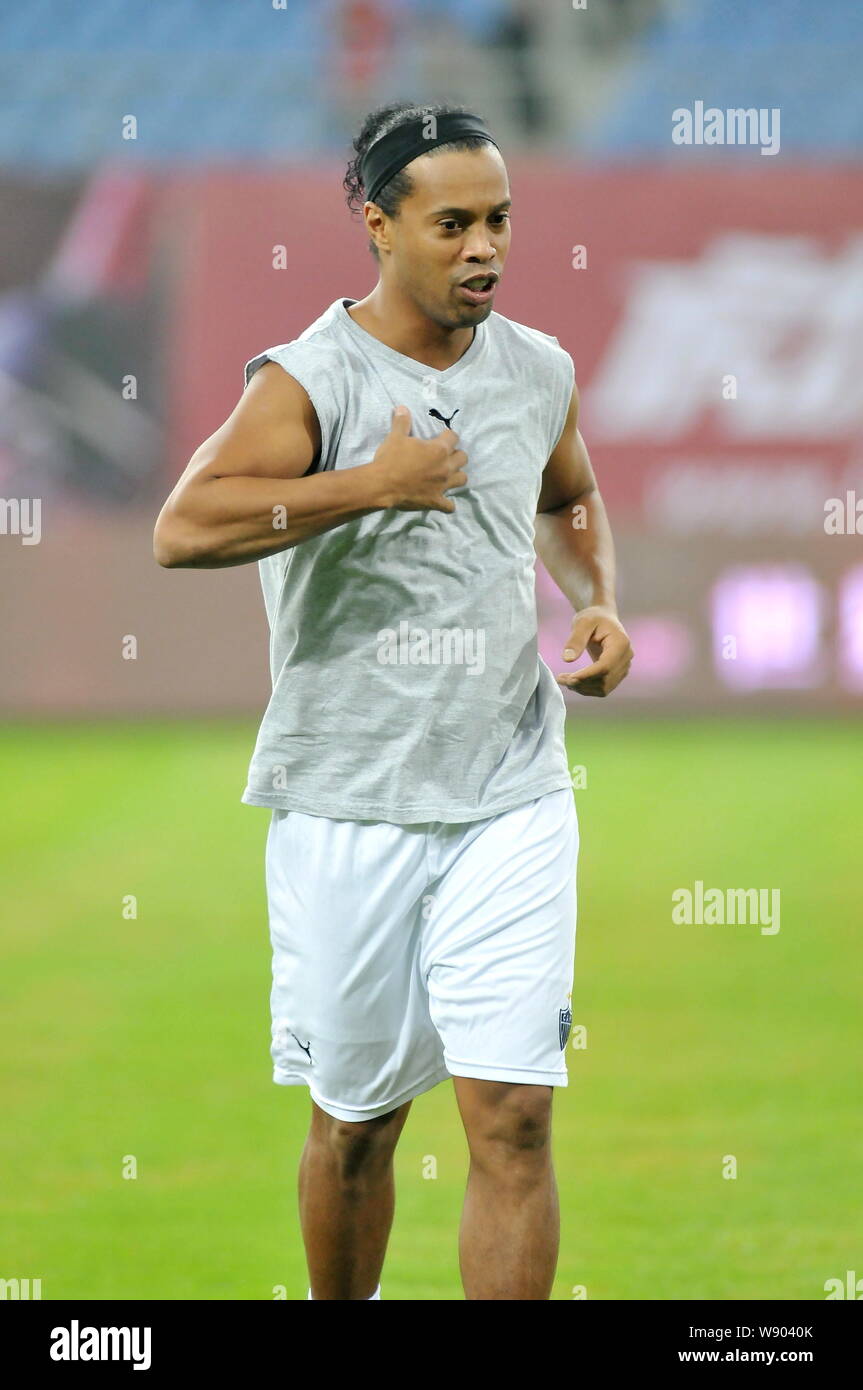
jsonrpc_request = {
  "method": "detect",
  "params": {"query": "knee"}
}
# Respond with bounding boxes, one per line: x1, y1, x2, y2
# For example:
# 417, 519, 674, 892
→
467, 1089, 552, 1174
311, 1103, 407, 1184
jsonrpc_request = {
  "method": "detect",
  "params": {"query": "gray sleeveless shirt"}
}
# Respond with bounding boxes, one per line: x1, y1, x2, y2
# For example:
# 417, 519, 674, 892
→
241, 297, 574, 824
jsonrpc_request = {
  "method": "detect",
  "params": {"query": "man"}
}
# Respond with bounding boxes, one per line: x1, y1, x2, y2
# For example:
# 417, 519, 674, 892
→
154, 101, 633, 1301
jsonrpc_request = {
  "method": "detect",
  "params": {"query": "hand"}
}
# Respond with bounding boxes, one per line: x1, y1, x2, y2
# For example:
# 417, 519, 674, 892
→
556, 605, 633, 697
370, 406, 468, 513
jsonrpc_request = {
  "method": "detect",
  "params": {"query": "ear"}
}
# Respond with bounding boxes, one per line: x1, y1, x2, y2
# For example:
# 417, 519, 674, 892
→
364, 200, 390, 257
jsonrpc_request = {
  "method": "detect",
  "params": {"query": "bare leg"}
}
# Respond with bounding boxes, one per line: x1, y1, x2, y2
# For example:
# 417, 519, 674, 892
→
299, 1098, 411, 1299
453, 1078, 558, 1300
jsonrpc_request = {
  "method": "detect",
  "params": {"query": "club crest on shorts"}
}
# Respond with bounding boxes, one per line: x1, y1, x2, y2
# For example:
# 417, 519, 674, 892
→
558, 1005, 572, 1050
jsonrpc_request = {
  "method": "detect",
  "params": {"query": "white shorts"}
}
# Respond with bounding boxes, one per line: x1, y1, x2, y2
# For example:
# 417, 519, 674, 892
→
263, 787, 579, 1123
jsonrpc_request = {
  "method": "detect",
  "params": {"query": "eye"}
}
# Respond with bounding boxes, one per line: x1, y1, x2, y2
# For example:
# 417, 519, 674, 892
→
438, 213, 510, 233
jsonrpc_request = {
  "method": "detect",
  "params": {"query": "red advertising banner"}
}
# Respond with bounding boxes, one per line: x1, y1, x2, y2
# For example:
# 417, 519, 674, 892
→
163, 164, 863, 711
2, 164, 860, 714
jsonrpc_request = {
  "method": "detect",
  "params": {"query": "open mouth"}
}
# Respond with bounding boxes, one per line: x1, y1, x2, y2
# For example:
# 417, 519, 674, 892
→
457, 274, 497, 303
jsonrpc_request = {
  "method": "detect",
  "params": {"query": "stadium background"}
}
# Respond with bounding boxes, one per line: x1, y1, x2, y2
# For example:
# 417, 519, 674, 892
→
1, 0, 861, 1300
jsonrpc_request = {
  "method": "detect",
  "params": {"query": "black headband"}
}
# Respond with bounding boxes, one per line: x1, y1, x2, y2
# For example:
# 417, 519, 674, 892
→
360, 112, 500, 207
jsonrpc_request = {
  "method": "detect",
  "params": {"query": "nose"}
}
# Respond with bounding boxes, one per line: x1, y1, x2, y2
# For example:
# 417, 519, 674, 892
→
461, 229, 497, 261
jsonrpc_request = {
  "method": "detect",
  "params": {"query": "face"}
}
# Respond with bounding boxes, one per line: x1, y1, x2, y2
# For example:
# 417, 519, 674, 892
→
367, 144, 511, 329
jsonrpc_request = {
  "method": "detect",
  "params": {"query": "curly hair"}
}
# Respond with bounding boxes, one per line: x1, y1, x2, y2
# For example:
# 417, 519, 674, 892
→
343, 100, 494, 259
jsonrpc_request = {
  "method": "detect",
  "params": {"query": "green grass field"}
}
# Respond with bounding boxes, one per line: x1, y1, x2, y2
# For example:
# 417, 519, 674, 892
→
1, 718, 860, 1301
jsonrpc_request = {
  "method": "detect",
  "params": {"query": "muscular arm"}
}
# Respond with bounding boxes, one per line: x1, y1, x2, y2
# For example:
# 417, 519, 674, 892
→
153, 362, 390, 568
534, 382, 633, 696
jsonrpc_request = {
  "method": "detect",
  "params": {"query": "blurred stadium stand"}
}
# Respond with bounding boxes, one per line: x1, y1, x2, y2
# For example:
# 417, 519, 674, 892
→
590, 0, 863, 156
3, 0, 862, 167
3, 0, 863, 165
0, 0, 667, 164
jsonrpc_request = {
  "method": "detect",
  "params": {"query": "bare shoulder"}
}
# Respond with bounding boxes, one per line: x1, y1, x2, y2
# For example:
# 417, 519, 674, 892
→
231, 359, 321, 462
191, 359, 322, 482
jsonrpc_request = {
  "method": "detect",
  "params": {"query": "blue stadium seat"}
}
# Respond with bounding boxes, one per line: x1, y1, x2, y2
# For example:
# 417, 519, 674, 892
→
588, 0, 863, 158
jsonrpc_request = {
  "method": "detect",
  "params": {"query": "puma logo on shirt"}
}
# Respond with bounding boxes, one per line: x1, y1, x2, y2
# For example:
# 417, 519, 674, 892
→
428, 407, 459, 429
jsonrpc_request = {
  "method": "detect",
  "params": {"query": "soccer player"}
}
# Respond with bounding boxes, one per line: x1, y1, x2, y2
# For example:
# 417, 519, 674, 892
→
153, 101, 633, 1301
